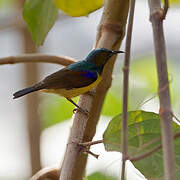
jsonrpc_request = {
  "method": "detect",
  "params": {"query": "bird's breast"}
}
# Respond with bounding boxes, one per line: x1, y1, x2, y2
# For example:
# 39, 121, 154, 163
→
42, 75, 102, 98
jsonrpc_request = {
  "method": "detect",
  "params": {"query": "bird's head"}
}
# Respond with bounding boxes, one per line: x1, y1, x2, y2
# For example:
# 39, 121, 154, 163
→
86, 48, 124, 73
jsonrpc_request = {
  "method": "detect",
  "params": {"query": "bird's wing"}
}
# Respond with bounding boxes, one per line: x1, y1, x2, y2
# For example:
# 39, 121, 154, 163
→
43, 68, 98, 90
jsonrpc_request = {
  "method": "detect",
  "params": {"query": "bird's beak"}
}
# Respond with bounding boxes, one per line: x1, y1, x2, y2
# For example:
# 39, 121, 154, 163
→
112, 50, 124, 54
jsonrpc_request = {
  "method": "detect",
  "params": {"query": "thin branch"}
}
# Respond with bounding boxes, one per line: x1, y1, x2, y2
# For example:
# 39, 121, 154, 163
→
148, 0, 176, 180
0, 54, 75, 66
30, 166, 60, 180
84, 150, 99, 159
79, 140, 103, 147
136, 94, 157, 109
59, 0, 130, 179
161, 0, 169, 20
130, 132, 180, 162
121, 0, 136, 180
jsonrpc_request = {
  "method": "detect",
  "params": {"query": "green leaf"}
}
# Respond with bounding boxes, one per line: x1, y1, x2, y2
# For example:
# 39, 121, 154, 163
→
53, 0, 104, 17
40, 95, 78, 129
88, 172, 117, 180
103, 110, 180, 179
23, 0, 58, 46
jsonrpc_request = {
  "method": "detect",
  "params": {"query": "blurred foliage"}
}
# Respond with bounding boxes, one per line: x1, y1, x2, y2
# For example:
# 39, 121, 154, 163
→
21, 0, 180, 45
102, 93, 122, 116
0, 0, 15, 7
22, 0, 103, 45
130, 57, 180, 107
40, 56, 180, 129
169, 0, 180, 4
23, 0, 58, 45
53, 0, 104, 17
40, 95, 78, 129
87, 172, 117, 180
103, 110, 180, 179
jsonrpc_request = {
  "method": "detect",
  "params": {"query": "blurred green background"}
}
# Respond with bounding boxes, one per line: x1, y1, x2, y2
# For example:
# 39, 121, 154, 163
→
0, 0, 180, 179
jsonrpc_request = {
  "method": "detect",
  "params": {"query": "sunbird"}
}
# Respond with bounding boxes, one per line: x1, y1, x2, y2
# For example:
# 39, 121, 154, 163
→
13, 48, 124, 114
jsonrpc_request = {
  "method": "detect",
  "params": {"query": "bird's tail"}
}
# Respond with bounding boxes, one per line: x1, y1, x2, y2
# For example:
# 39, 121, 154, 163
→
13, 82, 44, 99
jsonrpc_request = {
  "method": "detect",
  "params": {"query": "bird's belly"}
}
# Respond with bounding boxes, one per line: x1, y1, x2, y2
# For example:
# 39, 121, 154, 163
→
43, 76, 102, 98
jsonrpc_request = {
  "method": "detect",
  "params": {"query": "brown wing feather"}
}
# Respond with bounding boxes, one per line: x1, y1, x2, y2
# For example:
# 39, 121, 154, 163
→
42, 68, 97, 90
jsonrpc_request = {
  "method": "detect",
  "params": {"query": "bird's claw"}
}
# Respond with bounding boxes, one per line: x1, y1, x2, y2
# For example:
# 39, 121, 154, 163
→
73, 108, 89, 116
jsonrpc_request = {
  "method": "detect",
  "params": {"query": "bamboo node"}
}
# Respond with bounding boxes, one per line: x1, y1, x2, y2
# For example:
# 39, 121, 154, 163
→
98, 23, 124, 36
149, 8, 163, 22
159, 107, 172, 117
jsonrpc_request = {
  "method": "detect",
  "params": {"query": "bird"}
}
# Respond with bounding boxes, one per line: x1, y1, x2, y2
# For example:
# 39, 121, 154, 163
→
13, 48, 124, 114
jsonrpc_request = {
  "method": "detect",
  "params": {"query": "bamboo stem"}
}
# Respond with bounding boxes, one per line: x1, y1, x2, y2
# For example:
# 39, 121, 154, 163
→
121, 0, 136, 179
59, 0, 130, 179
148, 0, 175, 179
18, 0, 41, 175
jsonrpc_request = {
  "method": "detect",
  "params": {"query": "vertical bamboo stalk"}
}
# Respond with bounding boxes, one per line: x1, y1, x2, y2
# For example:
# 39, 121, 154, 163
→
148, 0, 175, 180
18, 0, 41, 175
60, 0, 130, 179
23, 29, 41, 175
121, 0, 136, 179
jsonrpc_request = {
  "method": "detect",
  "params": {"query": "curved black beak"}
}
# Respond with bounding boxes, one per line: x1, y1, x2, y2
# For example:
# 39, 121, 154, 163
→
112, 50, 125, 54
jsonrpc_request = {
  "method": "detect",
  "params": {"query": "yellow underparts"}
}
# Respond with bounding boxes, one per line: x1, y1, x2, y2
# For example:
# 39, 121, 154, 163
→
42, 75, 102, 98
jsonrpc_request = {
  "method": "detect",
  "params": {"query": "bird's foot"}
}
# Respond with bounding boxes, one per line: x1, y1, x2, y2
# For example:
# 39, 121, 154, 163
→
73, 108, 89, 116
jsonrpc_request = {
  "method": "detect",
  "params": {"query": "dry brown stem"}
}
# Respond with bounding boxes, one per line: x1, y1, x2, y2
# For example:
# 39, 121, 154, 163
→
161, 0, 169, 20
79, 140, 103, 147
18, 0, 41, 175
148, 0, 175, 179
120, 0, 136, 179
0, 54, 75, 66
59, 1, 130, 180
30, 166, 60, 180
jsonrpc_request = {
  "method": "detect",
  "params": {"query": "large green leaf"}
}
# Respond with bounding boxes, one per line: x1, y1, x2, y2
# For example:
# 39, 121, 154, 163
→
88, 172, 117, 180
103, 110, 180, 179
40, 95, 78, 129
53, 0, 104, 17
23, 0, 58, 46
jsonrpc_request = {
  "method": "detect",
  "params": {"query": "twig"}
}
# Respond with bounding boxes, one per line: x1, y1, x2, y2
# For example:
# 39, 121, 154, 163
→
136, 94, 157, 109
148, 0, 176, 180
79, 140, 102, 159
59, 0, 130, 179
161, 0, 169, 20
121, 0, 136, 180
0, 54, 75, 66
130, 132, 180, 162
30, 166, 60, 180
84, 150, 99, 159
79, 140, 103, 147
